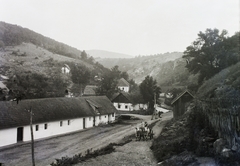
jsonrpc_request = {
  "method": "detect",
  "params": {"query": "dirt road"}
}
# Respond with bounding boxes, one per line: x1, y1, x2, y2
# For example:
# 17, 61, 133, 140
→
76, 112, 173, 166
0, 112, 172, 166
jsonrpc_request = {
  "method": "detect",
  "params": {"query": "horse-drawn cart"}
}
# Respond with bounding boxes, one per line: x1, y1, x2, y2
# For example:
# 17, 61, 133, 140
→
135, 127, 154, 141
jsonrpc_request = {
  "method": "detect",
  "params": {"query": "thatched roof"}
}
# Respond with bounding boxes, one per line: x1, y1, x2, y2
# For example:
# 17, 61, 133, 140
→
0, 96, 116, 130
85, 96, 116, 115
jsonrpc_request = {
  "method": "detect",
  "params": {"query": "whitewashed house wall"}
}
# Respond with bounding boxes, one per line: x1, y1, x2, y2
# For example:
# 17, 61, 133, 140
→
108, 113, 115, 122
0, 128, 17, 147
25, 118, 83, 141
132, 103, 148, 110
85, 116, 93, 128
95, 114, 109, 125
113, 102, 133, 111
0, 96, 116, 148
0, 117, 95, 146
0, 114, 116, 148
94, 115, 100, 126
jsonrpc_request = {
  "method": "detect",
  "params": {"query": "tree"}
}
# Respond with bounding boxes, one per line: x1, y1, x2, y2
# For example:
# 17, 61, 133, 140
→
96, 70, 118, 98
128, 79, 138, 93
70, 64, 91, 95
81, 50, 88, 60
96, 65, 123, 98
120, 71, 129, 81
111, 65, 121, 79
139, 75, 161, 110
183, 29, 239, 84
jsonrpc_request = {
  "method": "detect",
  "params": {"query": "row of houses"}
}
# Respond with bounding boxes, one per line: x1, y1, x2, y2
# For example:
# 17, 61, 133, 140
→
0, 74, 195, 149
82, 77, 194, 116
83, 78, 148, 111
0, 96, 116, 148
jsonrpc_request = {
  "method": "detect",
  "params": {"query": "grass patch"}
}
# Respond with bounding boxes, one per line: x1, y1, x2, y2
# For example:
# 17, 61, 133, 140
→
50, 136, 132, 166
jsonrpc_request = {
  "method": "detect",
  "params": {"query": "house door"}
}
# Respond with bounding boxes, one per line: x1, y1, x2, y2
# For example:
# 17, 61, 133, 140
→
108, 114, 110, 123
83, 118, 86, 129
17, 127, 23, 142
93, 116, 96, 126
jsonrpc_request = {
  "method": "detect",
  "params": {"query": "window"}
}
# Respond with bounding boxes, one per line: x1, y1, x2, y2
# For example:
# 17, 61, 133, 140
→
68, 120, 70, 125
89, 117, 91, 121
112, 113, 115, 117
125, 105, 128, 109
99, 116, 101, 120
44, 123, 48, 130
105, 116, 106, 118
118, 104, 121, 109
35, 125, 39, 131
60, 121, 63, 127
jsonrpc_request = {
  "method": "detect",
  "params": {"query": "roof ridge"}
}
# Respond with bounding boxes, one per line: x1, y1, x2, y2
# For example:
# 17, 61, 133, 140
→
171, 89, 194, 105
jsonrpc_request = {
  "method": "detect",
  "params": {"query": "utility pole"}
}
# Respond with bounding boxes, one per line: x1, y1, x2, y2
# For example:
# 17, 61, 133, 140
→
27, 108, 35, 166
151, 93, 156, 120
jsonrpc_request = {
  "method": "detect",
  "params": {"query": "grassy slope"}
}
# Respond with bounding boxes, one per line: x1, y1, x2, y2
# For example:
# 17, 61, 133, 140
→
0, 43, 93, 76
197, 61, 240, 99
0, 43, 99, 99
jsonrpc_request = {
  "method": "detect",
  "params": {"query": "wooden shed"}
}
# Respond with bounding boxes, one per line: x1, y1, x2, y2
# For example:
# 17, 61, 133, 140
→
171, 89, 194, 118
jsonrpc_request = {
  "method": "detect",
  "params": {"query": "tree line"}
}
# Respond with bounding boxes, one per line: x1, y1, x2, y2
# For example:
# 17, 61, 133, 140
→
183, 29, 239, 84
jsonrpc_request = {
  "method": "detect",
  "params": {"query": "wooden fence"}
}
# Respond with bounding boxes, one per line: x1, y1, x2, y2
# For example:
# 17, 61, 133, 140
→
195, 98, 240, 149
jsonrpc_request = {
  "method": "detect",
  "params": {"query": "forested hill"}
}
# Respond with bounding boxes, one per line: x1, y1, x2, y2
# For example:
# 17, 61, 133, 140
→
96, 29, 240, 95
0, 21, 84, 60
96, 52, 188, 88
0, 22, 107, 100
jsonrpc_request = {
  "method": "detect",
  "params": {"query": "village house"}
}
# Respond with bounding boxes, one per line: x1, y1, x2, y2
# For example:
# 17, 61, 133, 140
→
61, 64, 70, 74
111, 92, 147, 111
117, 78, 130, 93
171, 89, 194, 118
0, 96, 116, 148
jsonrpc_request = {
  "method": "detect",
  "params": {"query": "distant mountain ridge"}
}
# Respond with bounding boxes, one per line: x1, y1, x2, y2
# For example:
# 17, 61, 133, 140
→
96, 52, 183, 69
86, 50, 133, 59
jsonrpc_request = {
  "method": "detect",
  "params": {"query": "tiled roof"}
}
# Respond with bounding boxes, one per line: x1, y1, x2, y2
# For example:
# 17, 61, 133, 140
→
0, 96, 116, 130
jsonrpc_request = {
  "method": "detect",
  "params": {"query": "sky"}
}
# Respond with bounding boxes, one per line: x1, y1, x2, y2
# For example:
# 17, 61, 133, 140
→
0, 0, 239, 56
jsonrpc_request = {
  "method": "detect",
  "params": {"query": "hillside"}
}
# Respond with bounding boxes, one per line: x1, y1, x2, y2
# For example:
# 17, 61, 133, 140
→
96, 52, 183, 70
0, 22, 107, 100
86, 50, 133, 59
0, 43, 105, 98
96, 52, 196, 90
0, 22, 85, 60
196, 61, 240, 99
